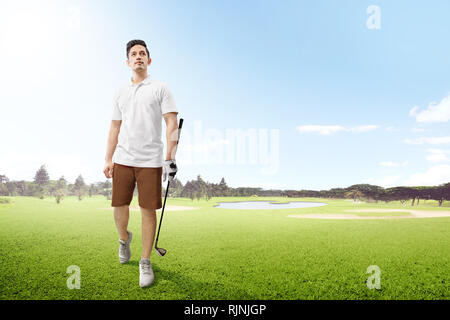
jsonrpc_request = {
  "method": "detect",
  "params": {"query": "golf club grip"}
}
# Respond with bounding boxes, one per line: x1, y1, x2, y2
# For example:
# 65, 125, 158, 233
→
177, 118, 183, 145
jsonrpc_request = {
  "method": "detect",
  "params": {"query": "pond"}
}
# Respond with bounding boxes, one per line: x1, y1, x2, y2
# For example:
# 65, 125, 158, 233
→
214, 201, 328, 210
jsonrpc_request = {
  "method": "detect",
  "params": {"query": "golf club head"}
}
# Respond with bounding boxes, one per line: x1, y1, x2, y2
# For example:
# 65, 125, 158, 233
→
155, 247, 167, 257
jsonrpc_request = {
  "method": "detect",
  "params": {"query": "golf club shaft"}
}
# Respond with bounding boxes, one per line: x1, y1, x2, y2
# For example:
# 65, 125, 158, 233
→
155, 180, 169, 247
155, 118, 184, 250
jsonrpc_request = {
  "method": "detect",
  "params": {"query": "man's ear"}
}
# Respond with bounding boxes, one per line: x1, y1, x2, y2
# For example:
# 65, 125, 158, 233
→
126, 59, 130, 67
148, 58, 152, 65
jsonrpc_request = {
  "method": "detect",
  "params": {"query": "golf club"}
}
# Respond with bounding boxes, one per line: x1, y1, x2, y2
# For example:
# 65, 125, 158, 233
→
155, 118, 184, 257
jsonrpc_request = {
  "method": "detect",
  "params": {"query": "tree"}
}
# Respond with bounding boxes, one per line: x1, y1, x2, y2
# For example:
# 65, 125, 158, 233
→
54, 176, 68, 204
0, 182, 7, 196
429, 185, 446, 207
33, 165, 50, 199
442, 183, 450, 201
74, 175, 86, 201
100, 180, 112, 200
217, 177, 229, 196
322, 188, 346, 199
0, 174, 11, 195
190, 175, 208, 200
345, 190, 364, 202
205, 183, 213, 201
57, 176, 68, 189
15, 181, 26, 196
383, 187, 415, 204
345, 184, 384, 202
88, 184, 95, 197
181, 181, 195, 201
167, 178, 183, 197
0, 174, 9, 184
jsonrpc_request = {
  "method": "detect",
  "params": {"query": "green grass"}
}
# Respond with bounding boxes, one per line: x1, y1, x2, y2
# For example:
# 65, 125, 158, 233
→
0, 195, 449, 300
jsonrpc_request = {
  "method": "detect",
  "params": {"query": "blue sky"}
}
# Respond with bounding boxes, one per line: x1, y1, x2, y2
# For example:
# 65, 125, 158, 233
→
1, 0, 449, 190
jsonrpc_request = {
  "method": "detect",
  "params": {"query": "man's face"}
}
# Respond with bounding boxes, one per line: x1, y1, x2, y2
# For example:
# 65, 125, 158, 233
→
127, 45, 151, 71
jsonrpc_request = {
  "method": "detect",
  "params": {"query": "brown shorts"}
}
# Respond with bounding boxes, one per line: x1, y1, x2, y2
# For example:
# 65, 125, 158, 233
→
111, 163, 162, 210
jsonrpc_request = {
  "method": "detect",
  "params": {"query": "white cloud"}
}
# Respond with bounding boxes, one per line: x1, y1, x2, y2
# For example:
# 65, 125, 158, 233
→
297, 125, 345, 135
427, 154, 450, 163
379, 161, 408, 167
297, 125, 379, 136
409, 106, 420, 118
402, 165, 450, 186
386, 126, 400, 132
348, 125, 380, 133
409, 94, 450, 123
403, 136, 450, 145
428, 148, 447, 153
426, 149, 450, 163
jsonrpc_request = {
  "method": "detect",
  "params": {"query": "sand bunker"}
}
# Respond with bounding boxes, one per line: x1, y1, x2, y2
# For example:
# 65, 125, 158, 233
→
288, 209, 450, 220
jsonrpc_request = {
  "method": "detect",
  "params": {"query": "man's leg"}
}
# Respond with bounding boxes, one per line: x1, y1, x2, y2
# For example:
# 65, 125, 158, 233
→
140, 206, 157, 259
114, 205, 130, 241
135, 167, 161, 287
111, 163, 136, 241
135, 166, 162, 260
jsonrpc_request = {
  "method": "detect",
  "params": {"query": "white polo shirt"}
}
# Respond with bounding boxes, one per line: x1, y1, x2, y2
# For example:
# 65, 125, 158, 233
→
111, 74, 178, 167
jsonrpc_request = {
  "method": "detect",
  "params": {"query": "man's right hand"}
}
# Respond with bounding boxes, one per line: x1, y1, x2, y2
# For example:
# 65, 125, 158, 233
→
104, 160, 114, 179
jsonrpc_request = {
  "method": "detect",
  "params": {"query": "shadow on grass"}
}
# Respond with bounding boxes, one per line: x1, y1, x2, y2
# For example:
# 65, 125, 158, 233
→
124, 259, 255, 299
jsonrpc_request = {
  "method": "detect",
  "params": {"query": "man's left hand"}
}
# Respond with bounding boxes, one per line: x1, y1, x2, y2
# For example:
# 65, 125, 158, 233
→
163, 159, 177, 182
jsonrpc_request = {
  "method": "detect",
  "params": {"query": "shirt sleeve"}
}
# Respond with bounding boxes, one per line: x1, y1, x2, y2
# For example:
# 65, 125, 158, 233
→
111, 88, 122, 120
160, 83, 178, 115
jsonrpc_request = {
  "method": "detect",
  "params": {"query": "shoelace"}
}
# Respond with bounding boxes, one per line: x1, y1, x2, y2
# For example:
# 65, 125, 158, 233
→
141, 261, 152, 275
119, 241, 128, 254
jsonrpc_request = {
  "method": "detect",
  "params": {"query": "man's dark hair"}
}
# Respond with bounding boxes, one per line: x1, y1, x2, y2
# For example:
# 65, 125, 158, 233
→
126, 39, 150, 59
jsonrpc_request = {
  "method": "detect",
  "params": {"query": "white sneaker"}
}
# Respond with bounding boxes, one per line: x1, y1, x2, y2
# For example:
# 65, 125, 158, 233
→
118, 231, 132, 264
139, 258, 154, 288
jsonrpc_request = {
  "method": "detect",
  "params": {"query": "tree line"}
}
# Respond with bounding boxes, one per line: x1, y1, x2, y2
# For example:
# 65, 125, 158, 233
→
0, 165, 449, 206
285, 184, 450, 207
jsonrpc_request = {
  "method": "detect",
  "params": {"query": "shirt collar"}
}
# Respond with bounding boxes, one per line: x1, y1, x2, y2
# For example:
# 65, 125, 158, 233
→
130, 74, 151, 87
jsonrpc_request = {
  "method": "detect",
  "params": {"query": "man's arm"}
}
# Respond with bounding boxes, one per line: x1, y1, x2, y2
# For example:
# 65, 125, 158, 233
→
103, 120, 122, 178
163, 112, 178, 160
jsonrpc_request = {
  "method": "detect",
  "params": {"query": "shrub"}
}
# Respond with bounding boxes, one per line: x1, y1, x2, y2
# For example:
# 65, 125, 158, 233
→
0, 197, 11, 204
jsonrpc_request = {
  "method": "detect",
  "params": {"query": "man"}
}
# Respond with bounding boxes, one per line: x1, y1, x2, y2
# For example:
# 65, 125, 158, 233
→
103, 39, 179, 288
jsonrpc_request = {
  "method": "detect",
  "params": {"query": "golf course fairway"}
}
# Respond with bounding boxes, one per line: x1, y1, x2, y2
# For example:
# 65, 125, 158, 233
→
0, 196, 449, 300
